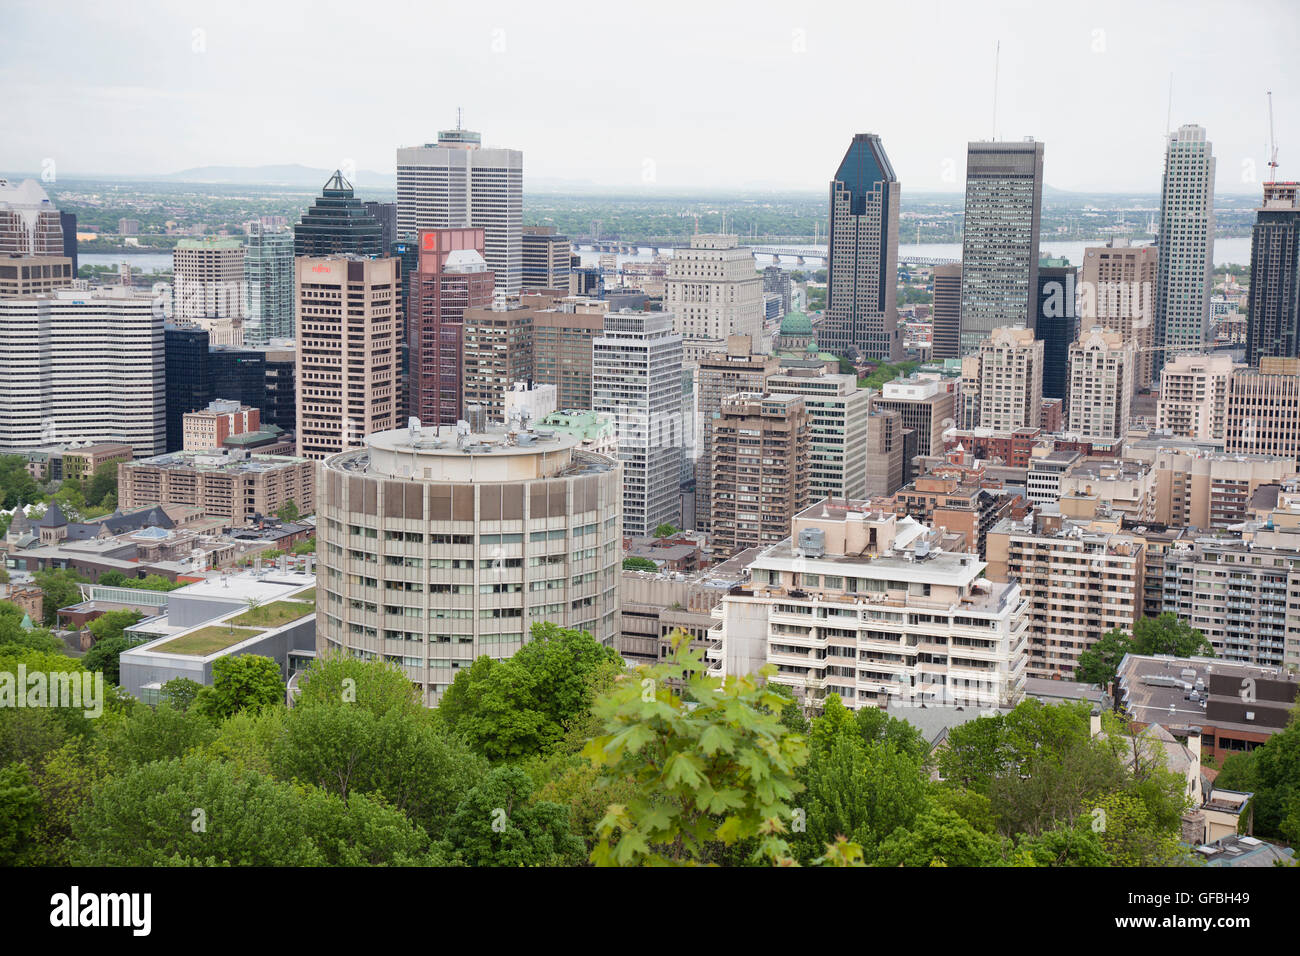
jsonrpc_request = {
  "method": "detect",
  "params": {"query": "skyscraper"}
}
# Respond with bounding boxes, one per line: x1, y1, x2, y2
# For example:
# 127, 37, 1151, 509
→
243, 223, 295, 345
664, 235, 763, 345
0, 178, 64, 256
1034, 258, 1078, 402
0, 287, 164, 456
823, 134, 901, 360
363, 201, 398, 251
408, 228, 495, 427
1245, 181, 1300, 367
930, 262, 962, 361
295, 256, 401, 460
1066, 327, 1135, 441
1080, 240, 1158, 392
593, 311, 683, 536
521, 225, 571, 292
958, 139, 1045, 355
975, 327, 1043, 431
1154, 125, 1216, 371
397, 127, 523, 299
171, 237, 246, 345
293, 171, 384, 258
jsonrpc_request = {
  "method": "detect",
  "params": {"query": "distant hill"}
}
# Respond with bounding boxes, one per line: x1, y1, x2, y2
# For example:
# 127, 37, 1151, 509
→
162, 164, 394, 189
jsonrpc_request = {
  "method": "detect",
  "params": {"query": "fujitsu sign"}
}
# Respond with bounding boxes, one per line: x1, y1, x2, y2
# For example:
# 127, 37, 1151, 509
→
311, 264, 333, 273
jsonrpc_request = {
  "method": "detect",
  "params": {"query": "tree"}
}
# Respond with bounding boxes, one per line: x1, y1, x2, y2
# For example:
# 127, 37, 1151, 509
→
296, 652, 421, 716
1089, 790, 1191, 866
33, 568, 87, 625
193, 655, 285, 720
0, 456, 40, 510
875, 805, 1006, 867
1237, 705, 1300, 843
87, 608, 143, 645
438, 623, 622, 761
291, 538, 316, 556
96, 701, 217, 772
276, 500, 300, 523
652, 523, 680, 538
1015, 820, 1111, 867
81, 635, 128, 685
584, 631, 808, 866
84, 463, 118, 510
0, 763, 42, 865
160, 677, 203, 712
1131, 613, 1214, 659
622, 556, 658, 572
96, 570, 128, 588
442, 766, 585, 866
0, 601, 60, 653
1076, 627, 1131, 689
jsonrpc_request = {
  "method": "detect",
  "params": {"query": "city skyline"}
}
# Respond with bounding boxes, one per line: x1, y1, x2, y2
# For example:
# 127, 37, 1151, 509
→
2, 0, 1297, 194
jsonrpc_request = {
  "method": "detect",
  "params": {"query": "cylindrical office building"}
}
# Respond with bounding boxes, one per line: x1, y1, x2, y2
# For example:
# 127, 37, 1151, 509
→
317, 423, 621, 704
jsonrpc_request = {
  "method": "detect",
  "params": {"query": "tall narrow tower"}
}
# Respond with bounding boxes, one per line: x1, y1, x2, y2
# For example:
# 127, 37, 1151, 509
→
397, 127, 523, 300
958, 139, 1045, 355
1153, 124, 1216, 372
1246, 181, 1300, 367
823, 133, 901, 361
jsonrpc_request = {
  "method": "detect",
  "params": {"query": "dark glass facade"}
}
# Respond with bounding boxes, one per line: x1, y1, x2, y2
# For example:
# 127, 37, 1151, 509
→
164, 325, 212, 452
293, 171, 384, 257
59, 211, 78, 273
1246, 195, 1300, 367
1035, 263, 1078, 402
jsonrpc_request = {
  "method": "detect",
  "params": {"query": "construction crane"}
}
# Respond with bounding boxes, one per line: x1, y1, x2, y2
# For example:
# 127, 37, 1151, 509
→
1267, 90, 1279, 183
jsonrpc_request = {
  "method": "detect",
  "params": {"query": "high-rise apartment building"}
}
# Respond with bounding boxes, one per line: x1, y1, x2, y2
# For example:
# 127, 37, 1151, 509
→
1066, 327, 1135, 441
1246, 181, 1300, 367
407, 228, 494, 427
765, 369, 870, 504
871, 375, 955, 458
694, 336, 781, 532
592, 310, 683, 536
0, 287, 164, 456
709, 393, 810, 556
762, 265, 792, 316
986, 510, 1144, 679
295, 256, 401, 460
930, 262, 962, 361
1225, 357, 1300, 464
396, 127, 523, 299
0, 179, 64, 256
316, 423, 621, 705
958, 140, 1044, 355
664, 235, 763, 344
865, 405, 904, 496
709, 504, 1028, 711
975, 327, 1043, 431
1155, 353, 1235, 442
823, 134, 901, 360
521, 226, 571, 292
1080, 240, 1158, 392
1034, 259, 1079, 402
293, 172, 385, 258
1154, 125, 1216, 370
243, 223, 295, 345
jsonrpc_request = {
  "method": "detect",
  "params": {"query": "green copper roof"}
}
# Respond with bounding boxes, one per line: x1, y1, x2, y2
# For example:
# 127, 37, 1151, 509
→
780, 311, 813, 335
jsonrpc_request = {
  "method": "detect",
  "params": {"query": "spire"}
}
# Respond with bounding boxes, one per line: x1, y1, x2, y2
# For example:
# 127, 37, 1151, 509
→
322, 170, 354, 195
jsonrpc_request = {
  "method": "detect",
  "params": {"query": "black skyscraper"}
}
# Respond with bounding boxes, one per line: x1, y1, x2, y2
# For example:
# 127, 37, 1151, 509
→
1035, 261, 1078, 402
1246, 183, 1300, 367
59, 211, 78, 273
365, 201, 398, 251
165, 325, 213, 451
293, 171, 384, 257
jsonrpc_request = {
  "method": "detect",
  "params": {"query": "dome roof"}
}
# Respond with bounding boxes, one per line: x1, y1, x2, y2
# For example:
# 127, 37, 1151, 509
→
779, 311, 812, 336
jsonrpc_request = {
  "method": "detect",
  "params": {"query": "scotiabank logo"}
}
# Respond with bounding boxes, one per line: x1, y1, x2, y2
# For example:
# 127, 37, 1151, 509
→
311, 264, 332, 273
422, 232, 436, 251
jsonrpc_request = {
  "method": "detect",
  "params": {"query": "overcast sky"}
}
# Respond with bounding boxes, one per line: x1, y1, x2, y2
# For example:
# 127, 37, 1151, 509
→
3, 0, 1296, 194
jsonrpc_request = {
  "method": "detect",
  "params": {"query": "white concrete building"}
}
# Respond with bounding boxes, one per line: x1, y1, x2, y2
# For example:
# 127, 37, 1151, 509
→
764, 369, 870, 504
1067, 327, 1135, 441
975, 327, 1044, 432
708, 502, 1028, 711
1154, 125, 1216, 369
593, 310, 684, 536
0, 287, 164, 456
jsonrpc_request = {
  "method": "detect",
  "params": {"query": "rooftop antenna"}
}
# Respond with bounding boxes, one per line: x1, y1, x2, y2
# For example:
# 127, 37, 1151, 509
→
991, 40, 1000, 140
1267, 90, 1279, 183
456, 106, 463, 130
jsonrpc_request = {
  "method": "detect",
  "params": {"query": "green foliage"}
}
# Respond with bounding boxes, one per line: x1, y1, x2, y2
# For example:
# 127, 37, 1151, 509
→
84, 464, 118, 511
81, 636, 128, 686
0, 762, 42, 865
622, 556, 659, 572
96, 702, 217, 773
651, 523, 680, 538
275, 500, 300, 522
1236, 705, 1300, 843
1015, 820, 1112, 866
438, 622, 622, 761
441, 766, 585, 866
296, 652, 420, 715
1090, 790, 1192, 866
0, 456, 41, 510
291, 537, 316, 555
584, 631, 807, 866
88, 609, 143, 646
1076, 627, 1131, 688
71, 754, 434, 866
33, 568, 87, 625
193, 655, 285, 720
0, 601, 60, 653
1131, 613, 1214, 658
858, 360, 921, 391
161, 677, 204, 712
875, 804, 1006, 867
